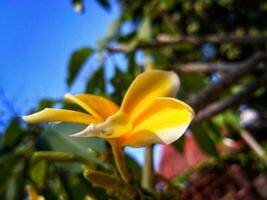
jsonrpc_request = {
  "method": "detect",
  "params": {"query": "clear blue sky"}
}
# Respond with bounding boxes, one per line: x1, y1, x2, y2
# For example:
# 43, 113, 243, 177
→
0, 0, 118, 121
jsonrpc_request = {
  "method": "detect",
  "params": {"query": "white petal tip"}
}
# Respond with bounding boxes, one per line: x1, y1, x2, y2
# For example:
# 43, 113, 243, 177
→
69, 132, 91, 137
69, 124, 96, 138
22, 116, 28, 121
64, 93, 73, 99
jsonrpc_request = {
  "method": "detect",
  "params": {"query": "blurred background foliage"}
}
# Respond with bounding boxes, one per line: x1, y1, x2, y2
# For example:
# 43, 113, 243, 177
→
1, 0, 267, 199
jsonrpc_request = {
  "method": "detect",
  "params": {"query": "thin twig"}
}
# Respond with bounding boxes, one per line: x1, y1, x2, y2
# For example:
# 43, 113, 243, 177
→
240, 130, 266, 159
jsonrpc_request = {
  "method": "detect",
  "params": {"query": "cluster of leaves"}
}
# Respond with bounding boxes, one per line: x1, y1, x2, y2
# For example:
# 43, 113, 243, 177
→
0, 118, 109, 199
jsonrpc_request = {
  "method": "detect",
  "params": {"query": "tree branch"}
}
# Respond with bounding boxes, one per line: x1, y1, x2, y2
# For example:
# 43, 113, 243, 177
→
156, 34, 267, 46
240, 130, 266, 159
191, 71, 267, 125
107, 35, 267, 52
176, 62, 237, 73
186, 52, 267, 113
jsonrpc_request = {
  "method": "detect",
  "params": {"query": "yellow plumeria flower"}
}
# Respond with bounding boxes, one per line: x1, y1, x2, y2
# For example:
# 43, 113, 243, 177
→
23, 70, 194, 181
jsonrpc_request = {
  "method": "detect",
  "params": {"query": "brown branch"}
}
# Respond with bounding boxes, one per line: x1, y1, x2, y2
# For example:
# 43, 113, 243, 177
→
186, 52, 267, 113
191, 72, 267, 125
176, 62, 237, 73
156, 34, 267, 46
107, 35, 267, 52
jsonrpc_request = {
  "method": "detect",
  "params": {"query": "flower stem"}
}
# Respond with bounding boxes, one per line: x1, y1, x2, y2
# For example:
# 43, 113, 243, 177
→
109, 140, 131, 183
141, 145, 154, 191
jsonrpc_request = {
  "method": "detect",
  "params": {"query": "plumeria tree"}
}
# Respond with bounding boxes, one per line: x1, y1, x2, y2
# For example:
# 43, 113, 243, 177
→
1, 0, 267, 199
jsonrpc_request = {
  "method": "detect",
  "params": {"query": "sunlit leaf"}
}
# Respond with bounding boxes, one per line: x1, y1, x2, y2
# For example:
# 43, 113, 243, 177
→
138, 17, 152, 42
30, 160, 48, 188
98, 19, 121, 50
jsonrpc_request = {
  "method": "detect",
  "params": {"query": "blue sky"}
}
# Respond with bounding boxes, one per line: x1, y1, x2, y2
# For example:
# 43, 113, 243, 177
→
0, 0, 119, 121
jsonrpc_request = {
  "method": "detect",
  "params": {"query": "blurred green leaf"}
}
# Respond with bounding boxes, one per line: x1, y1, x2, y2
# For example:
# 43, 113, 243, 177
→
37, 123, 108, 170
97, 0, 110, 10
123, 37, 139, 52
105, 19, 121, 39
173, 135, 185, 152
110, 67, 134, 104
179, 73, 207, 96
2, 118, 23, 148
67, 47, 93, 87
125, 154, 141, 182
30, 160, 48, 188
205, 122, 223, 143
0, 154, 19, 191
98, 19, 121, 50
39, 99, 55, 110
61, 173, 110, 199
192, 125, 218, 156
85, 66, 106, 95
223, 110, 241, 131
138, 17, 152, 42
5, 162, 25, 200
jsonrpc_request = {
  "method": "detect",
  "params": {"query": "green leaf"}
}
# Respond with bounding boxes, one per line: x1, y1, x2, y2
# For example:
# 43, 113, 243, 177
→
124, 37, 139, 52
125, 154, 141, 182
5, 162, 25, 200
138, 17, 152, 42
30, 160, 48, 188
57, 173, 109, 200
2, 118, 23, 147
0, 154, 19, 187
39, 99, 55, 110
67, 47, 93, 87
84, 169, 138, 198
97, 0, 110, 10
223, 110, 241, 131
85, 66, 106, 95
37, 123, 109, 170
105, 19, 121, 39
179, 73, 207, 98
110, 67, 134, 104
192, 124, 218, 157
173, 135, 185, 152
98, 19, 121, 50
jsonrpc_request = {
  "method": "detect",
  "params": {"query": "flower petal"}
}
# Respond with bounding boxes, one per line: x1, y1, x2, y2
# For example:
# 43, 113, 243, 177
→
119, 97, 194, 147
22, 108, 100, 125
70, 111, 132, 138
120, 70, 180, 121
65, 93, 119, 120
